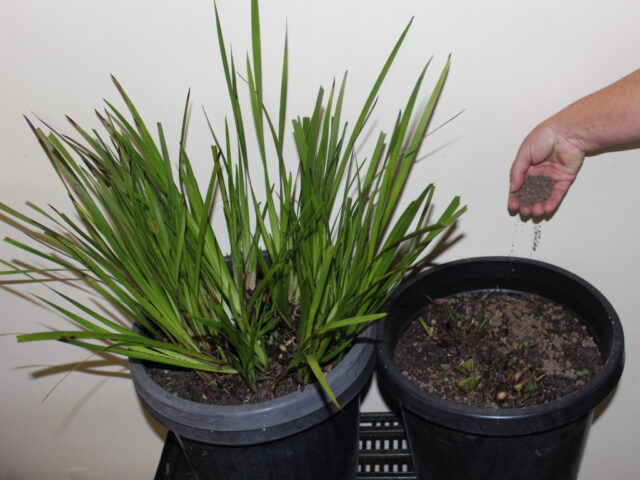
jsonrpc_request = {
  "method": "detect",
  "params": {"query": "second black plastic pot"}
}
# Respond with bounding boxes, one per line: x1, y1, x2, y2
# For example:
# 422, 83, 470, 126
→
376, 257, 624, 480
131, 324, 376, 480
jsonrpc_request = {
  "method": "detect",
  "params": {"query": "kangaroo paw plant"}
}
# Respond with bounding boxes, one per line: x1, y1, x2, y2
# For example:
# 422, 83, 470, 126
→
1, 0, 464, 405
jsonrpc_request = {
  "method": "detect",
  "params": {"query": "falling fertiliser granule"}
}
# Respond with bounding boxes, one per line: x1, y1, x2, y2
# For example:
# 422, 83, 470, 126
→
532, 224, 542, 251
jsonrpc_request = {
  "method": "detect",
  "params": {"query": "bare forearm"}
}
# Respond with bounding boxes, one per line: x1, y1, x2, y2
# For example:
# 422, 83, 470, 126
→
545, 69, 640, 153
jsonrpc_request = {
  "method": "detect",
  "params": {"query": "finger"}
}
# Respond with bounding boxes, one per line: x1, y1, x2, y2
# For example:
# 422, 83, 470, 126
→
508, 194, 520, 212
531, 202, 546, 217
519, 204, 533, 217
509, 157, 529, 192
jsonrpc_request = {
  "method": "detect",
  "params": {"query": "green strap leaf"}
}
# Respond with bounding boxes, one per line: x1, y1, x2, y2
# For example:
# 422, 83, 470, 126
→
306, 354, 339, 408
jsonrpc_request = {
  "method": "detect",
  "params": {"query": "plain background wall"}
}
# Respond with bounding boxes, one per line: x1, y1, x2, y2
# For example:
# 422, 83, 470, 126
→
1, 1, 639, 478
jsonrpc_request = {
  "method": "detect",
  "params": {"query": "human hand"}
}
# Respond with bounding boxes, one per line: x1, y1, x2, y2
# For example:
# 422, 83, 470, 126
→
508, 123, 585, 216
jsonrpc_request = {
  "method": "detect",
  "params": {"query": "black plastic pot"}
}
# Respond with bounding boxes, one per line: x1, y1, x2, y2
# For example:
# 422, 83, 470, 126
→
376, 257, 625, 480
131, 324, 376, 480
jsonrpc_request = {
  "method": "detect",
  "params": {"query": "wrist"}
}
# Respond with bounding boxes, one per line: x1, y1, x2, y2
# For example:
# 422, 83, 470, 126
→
541, 113, 590, 155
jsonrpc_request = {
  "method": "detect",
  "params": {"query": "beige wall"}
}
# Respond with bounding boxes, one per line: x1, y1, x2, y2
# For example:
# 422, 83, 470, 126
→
1, 1, 638, 478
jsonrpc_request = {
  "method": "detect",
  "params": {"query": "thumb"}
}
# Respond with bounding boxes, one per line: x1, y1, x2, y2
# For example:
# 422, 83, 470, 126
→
509, 160, 528, 193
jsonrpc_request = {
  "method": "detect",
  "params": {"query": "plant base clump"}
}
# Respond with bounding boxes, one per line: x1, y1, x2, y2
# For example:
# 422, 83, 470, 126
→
393, 291, 602, 408
148, 322, 309, 405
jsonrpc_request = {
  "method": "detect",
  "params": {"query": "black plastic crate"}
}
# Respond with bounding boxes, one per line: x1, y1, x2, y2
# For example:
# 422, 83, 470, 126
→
155, 412, 415, 480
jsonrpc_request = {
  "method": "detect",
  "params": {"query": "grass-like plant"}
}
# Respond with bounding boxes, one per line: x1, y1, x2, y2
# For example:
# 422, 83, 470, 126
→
1, 0, 465, 404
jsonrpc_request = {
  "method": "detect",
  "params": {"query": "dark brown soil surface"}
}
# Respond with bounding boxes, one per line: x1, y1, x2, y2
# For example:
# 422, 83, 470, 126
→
148, 363, 305, 406
393, 291, 602, 408
515, 175, 555, 206
148, 325, 311, 405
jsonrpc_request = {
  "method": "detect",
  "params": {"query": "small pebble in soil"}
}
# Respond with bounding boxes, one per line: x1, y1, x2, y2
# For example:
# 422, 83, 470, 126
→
515, 175, 555, 206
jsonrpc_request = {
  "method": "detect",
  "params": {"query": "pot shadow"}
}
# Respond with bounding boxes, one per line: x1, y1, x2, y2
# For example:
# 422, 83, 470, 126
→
592, 383, 620, 424
51, 377, 118, 436
377, 375, 402, 415
14, 351, 168, 440
10, 353, 134, 435
137, 400, 169, 441
12, 351, 132, 409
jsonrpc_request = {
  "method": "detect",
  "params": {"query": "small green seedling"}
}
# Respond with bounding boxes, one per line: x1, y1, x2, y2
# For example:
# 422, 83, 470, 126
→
446, 307, 467, 327
455, 358, 475, 376
515, 372, 547, 406
418, 316, 437, 338
454, 358, 481, 393
457, 375, 481, 393
478, 313, 495, 329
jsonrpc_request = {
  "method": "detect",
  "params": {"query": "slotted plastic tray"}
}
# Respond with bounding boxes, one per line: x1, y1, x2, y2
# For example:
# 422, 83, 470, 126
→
155, 412, 416, 480
357, 412, 415, 479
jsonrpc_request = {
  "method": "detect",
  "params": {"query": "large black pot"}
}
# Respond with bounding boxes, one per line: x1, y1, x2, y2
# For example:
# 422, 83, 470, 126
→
131, 324, 376, 480
376, 257, 624, 480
